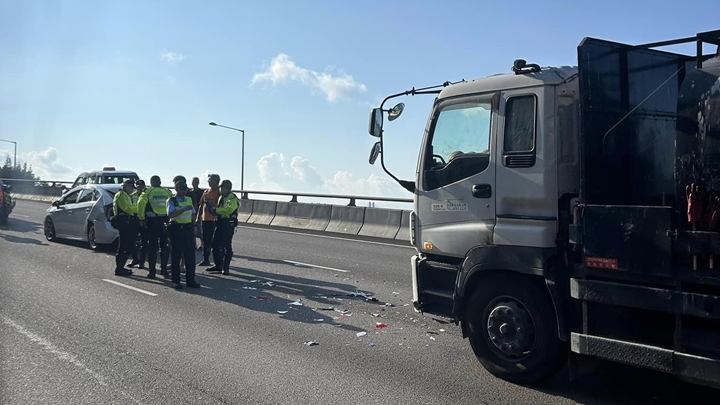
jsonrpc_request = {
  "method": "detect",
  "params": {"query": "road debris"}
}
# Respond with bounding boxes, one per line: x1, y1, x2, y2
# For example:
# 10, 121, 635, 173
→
277, 311, 288, 314
304, 341, 319, 346
242, 286, 257, 290
288, 299, 303, 306
375, 322, 389, 329
356, 332, 367, 337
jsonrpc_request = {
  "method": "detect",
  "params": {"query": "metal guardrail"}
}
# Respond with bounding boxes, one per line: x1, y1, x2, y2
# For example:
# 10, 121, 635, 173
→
0, 178, 414, 206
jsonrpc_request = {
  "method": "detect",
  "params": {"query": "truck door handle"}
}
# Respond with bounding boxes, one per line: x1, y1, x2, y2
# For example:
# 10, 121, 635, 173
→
472, 184, 492, 198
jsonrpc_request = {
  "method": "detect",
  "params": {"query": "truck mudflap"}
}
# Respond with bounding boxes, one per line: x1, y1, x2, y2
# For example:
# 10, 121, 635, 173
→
571, 333, 720, 388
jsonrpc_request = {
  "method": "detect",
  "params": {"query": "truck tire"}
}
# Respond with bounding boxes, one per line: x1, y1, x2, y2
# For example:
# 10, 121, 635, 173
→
466, 273, 566, 385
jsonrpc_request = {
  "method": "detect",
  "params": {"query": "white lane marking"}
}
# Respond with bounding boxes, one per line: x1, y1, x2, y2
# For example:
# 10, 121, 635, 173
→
102, 279, 158, 296
236, 225, 415, 249
282, 259, 349, 273
2, 316, 143, 404
12, 214, 29, 218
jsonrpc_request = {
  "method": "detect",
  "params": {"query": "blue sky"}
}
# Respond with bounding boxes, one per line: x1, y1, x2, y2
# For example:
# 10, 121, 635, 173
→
0, 0, 718, 207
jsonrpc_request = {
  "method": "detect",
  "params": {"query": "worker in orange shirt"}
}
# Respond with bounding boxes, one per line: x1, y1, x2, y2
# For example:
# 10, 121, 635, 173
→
197, 174, 221, 267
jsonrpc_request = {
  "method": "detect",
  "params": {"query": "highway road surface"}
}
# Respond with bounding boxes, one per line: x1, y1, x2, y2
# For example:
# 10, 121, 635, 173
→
0, 200, 716, 404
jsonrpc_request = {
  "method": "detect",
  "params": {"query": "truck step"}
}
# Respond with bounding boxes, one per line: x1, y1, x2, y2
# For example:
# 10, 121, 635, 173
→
571, 332, 720, 389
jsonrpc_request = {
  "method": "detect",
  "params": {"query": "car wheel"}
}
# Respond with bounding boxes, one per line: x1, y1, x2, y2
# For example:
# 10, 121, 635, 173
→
87, 223, 98, 250
44, 217, 56, 241
466, 274, 566, 385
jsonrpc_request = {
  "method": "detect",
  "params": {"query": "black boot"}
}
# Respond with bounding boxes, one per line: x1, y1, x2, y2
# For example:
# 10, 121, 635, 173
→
115, 254, 132, 276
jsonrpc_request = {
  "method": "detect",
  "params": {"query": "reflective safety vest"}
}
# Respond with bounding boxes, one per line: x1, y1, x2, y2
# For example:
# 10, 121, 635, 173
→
215, 193, 239, 220
138, 186, 173, 220
130, 190, 141, 206
168, 196, 193, 224
113, 190, 137, 217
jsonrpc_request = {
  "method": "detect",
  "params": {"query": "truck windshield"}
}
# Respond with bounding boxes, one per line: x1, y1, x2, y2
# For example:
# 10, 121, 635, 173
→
430, 101, 492, 164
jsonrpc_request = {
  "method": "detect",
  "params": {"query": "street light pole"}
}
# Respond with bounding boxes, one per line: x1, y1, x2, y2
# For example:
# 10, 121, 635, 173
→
209, 122, 245, 192
0, 139, 17, 169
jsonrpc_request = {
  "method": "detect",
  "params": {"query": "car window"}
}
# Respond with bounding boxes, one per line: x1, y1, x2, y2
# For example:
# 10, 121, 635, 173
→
78, 189, 95, 203
103, 175, 137, 184
61, 190, 81, 205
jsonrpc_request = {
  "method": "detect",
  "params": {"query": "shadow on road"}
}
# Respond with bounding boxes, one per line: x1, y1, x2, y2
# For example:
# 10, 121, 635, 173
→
0, 217, 41, 234
0, 232, 48, 246
127, 252, 372, 334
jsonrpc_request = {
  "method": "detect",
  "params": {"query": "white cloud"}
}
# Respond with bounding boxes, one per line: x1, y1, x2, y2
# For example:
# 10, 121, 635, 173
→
255, 152, 408, 200
160, 50, 185, 64
251, 54, 367, 102
0, 147, 76, 181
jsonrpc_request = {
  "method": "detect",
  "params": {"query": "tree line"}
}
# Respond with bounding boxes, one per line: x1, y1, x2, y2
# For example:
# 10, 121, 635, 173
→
1, 155, 45, 184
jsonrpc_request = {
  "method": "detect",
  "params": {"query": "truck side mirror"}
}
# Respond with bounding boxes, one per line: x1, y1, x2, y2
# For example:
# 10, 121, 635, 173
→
368, 108, 383, 138
369, 142, 381, 165
388, 102, 405, 122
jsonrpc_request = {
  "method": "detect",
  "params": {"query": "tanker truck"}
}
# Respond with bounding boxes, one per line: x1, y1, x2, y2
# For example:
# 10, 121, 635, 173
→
366, 30, 720, 388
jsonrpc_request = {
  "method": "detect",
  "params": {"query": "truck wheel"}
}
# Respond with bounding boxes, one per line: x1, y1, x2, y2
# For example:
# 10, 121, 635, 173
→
466, 274, 566, 385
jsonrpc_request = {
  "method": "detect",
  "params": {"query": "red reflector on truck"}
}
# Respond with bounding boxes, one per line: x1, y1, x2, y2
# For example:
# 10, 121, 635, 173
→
585, 256, 619, 270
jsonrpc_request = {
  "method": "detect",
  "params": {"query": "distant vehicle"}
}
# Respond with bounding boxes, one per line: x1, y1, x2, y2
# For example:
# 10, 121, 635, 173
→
44, 184, 122, 249
71, 167, 139, 188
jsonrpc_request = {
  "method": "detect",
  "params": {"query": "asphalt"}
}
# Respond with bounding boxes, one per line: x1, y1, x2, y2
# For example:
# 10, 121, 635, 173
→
0, 200, 717, 405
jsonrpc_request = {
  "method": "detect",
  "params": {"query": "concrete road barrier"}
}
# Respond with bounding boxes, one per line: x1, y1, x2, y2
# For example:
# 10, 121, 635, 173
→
358, 207, 402, 239
395, 210, 412, 242
247, 200, 277, 225
236, 198, 253, 223
304, 204, 332, 231
271, 202, 313, 229
325, 206, 365, 235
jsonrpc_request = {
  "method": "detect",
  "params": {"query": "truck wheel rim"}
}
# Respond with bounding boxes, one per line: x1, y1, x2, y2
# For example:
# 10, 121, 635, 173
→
485, 298, 535, 361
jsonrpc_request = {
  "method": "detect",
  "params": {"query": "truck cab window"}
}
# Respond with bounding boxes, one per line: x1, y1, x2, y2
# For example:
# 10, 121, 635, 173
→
424, 101, 492, 190
502, 95, 537, 168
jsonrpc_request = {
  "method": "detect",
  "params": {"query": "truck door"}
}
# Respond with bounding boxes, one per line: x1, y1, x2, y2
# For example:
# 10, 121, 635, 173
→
494, 89, 557, 249
416, 93, 497, 258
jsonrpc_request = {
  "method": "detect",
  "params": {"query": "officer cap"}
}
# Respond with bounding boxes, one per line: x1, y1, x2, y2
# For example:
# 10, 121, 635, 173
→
122, 179, 135, 188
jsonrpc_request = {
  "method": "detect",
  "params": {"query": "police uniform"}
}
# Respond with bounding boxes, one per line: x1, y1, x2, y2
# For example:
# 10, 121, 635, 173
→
166, 180, 201, 289
113, 180, 138, 275
129, 181, 147, 268
138, 180, 173, 278
207, 180, 239, 275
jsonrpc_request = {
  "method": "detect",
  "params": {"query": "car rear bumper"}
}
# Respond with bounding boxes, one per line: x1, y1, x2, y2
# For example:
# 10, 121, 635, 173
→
93, 220, 118, 244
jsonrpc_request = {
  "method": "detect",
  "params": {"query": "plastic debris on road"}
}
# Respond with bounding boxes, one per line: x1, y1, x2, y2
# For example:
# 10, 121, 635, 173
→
304, 341, 319, 346
314, 319, 324, 322
356, 331, 367, 337
289, 299, 303, 306
277, 310, 288, 314
242, 286, 257, 290
375, 322, 389, 329
262, 282, 275, 287
439, 329, 445, 333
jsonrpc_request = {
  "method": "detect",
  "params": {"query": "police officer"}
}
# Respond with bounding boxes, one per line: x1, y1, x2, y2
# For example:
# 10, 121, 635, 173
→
206, 179, 239, 275
138, 176, 173, 279
129, 179, 147, 269
113, 179, 137, 276
166, 179, 201, 289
